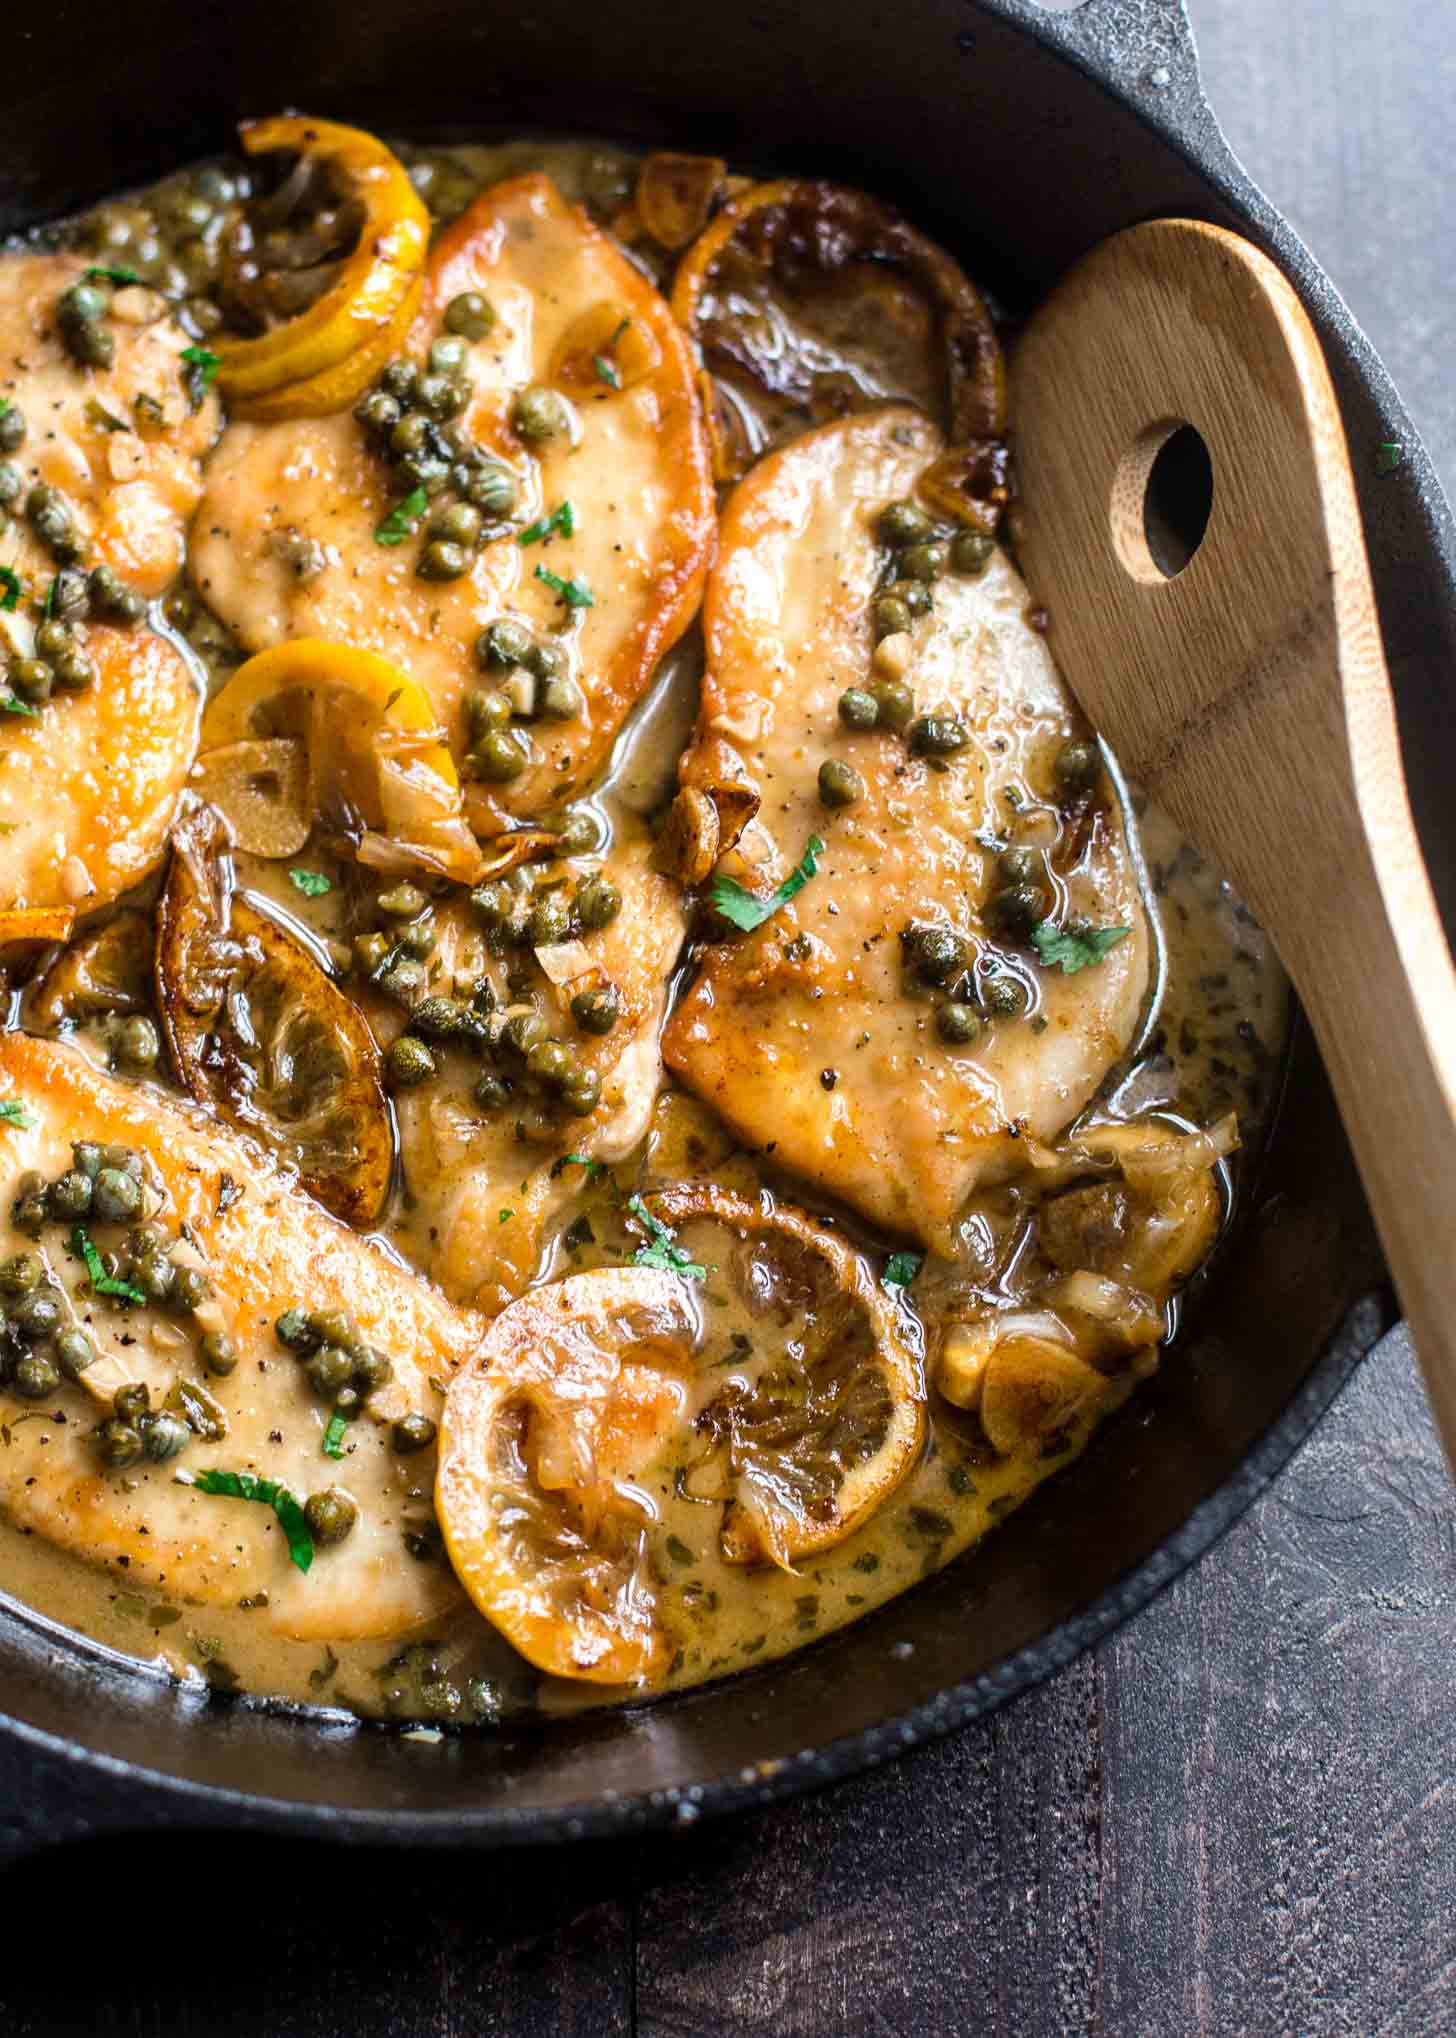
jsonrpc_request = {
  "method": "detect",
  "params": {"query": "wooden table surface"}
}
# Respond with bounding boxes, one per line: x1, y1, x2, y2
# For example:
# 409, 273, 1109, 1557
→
5, 4, 1456, 2033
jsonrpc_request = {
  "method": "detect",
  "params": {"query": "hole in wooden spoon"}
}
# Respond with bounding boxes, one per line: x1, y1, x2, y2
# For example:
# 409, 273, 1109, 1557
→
1111, 419, 1214, 583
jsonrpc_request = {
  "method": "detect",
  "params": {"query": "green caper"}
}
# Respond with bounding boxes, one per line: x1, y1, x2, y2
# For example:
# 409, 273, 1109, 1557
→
46, 1169, 94, 1220
379, 958, 426, 1005
473, 1071, 510, 1110
511, 385, 569, 442
95, 1418, 143, 1467
575, 874, 621, 931
71, 1142, 104, 1178
466, 688, 512, 738
418, 371, 469, 422
527, 640, 565, 683
379, 357, 420, 403
305, 1345, 355, 1398
901, 540, 949, 584
354, 388, 402, 438
11, 1176, 48, 1234
471, 728, 532, 783
353, 931, 391, 975
377, 882, 427, 920
998, 846, 1041, 884
869, 678, 915, 732
352, 1346, 393, 1393
395, 451, 450, 496
10, 659, 53, 704
818, 758, 863, 809
1055, 739, 1099, 790
908, 714, 970, 757
879, 499, 933, 546
0, 462, 22, 507
571, 984, 621, 1036
527, 1038, 576, 1089
409, 997, 464, 1041
937, 1000, 982, 1046
0, 405, 24, 456
888, 578, 934, 618
59, 280, 111, 325
200, 1331, 237, 1378
92, 1165, 143, 1223
951, 530, 994, 576
69, 319, 115, 371
13, 1351, 60, 1401
34, 619, 76, 662
304, 1488, 358, 1546
87, 564, 145, 623
13, 1287, 62, 1340
469, 879, 515, 930
140, 1411, 190, 1462
982, 975, 1027, 1018
504, 1010, 548, 1056
526, 891, 572, 947
396, 914, 436, 960
303, 1312, 353, 1357
129, 1254, 176, 1305
555, 806, 600, 855
428, 334, 470, 376
116, 1015, 160, 1069
417, 539, 471, 582
275, 1307, 318, 1352
989, 882, 1047, 940
51, 567, 90, 620
430, 500, 482, 549
901, 923, 967, 986
101, 1145, 142, 1176
873, 595, 912, 640
171, 1265, 210, 1313
561, 1067, 602, 1117
390, 410, 431, 459
114, 1382, 151, 1424
459, 459, 517, 516
56, 1328, 97, 1380
478, 616, 535, 670
391, 1411, 438, 1454
387, 1034, 436, 1088
27, 484, 77, 558
444, 291, 496, 341
0, 1252, 40, 1296
538, 674, 585, 721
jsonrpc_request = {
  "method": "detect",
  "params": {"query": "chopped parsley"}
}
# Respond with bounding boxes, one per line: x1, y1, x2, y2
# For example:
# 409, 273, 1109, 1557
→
72, 1224, 146, 1305
83, 264, 139, 287
179, 344, 220, 412
0, 1099, 33, 1129
288, 868, 332, 898
593, 355, 621, 389
0, 567, 19, 614
0, 695, 37, 717
177, 1468, 314, 1573
498, 1208, 514, 1225
1031, 919, 1131, 975
518, 500, 576, 546
626, 1194, 707, 1281
43, 575, 57, 618
534, 563, 595, 608
1376, 440, 1403, 475
710, 833, 825, 933
84, 398, 131, 434
321, 1409, 351, 1459
374, 486, 429, 546
883, 1250, 923, 1293
549, 1152, 609, 1184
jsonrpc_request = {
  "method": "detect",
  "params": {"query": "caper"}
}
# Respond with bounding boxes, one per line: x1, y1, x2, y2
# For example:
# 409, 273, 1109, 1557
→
389, 411, 430, 460
353, 931, 391, 975
479, 617, 535, 671
173, 1266, 210, 1313
873, 594, 912, 640
92, 1165, 143, 1223
116, 1015, 160, 1069
0, 405, 24, 456
901, 923, 967, 986
889, 578, 934, 618
527, 640, 565, 683
561, 1067, 602, 1117
901, 540, 949, 584
417, 539, 471, 582
140, 1411, 190, 1462
0, 462, 21, 507
13, 1287, 61, 1340
511, 385, 569, 442
46, 1169, 93, 1220
87, 563, 144, 622
102, 1145, 142, 1176
353, 1346, 393, 1393
418, 372, 469, 423
951, 530, 995, 576
466, 688, 512, 739
879, 499, 933, 546
12, 1351, 60, 1401
818, 758, 863, 809
95, 1418, 142, 1467
200, 1330, 237, 1378
0, 1253, 40, 1296
471, 728, 532, 783
908, 714, 970, 757
998, 846, 1041, 883
275, 1308, 317, 1352
937, 1000, 982, 1046
26, 484, 77, 557
34, 619, 75, 662
458, 459, 517, 516
430, 500, 483, 549
575, 874, 621, 932
354, 388, 402, 437
396, 915, 436, 960
555, 806, 600, 855
539, 674, 585, 721
504, 1010, 548, 1056
378, 958, 426, 1005
527, 1039, 576, 1089
571, 984, 621, 1036
1055, 739, 1099, 790
10, 659, 53, 704
526, 892, 572, 948
469, 880, 515, 931
52, 566, 90, 620
989, 882, 1047, 940
129, 1254, 176, 1305
305, 1345, 355, 1398
70, 319, 115, 371
304, 1488, 358, 1546
114, 1382, 151, 1424
56, 1328, 97, 1380
53, 646, 96, 690
374, 882, 425, 921
386, 1034, 437, 1088
11, 1176, 48, 1234
391, 1411, 438, 1454
445, 291, 496, 341
982, 975, 1027, 1018
379, 358, 419, 404
428, 335, 470, 378
395, 452, 450, 496
408, 997, 464, 1042
60, 280, 111, 326
869, 677, 915, 732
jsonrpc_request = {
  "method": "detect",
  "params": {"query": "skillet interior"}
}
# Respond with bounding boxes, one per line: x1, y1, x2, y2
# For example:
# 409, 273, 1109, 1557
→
0, 0, 1441, 1848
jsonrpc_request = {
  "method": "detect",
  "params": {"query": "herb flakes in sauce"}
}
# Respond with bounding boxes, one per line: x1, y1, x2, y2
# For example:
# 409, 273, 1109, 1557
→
177, 1468, 314, 1573
710, 833, 825, 933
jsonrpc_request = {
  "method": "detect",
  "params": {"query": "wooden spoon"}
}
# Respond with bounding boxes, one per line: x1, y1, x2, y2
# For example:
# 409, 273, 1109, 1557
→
1012, 218, 1456, 1467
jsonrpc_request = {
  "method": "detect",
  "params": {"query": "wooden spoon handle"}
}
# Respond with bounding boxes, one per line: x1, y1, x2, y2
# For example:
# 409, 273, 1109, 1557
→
1011, 219, 1456, 1464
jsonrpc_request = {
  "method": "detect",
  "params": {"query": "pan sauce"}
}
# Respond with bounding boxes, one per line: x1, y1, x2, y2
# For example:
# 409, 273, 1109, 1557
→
0, 132, 1286, 1722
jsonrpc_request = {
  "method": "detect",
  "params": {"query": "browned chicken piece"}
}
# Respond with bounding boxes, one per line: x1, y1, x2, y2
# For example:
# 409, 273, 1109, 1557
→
0, 1033, 478, 1641
664, 407, 1150, 1252
188, 172, 714, 825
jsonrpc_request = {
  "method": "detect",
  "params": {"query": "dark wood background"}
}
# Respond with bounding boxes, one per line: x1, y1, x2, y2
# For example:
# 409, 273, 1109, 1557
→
5, 3, 1456, 2032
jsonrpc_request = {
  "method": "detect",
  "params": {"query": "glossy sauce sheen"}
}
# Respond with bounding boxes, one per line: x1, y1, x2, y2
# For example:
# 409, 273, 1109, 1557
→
0, 136, 1287, 1722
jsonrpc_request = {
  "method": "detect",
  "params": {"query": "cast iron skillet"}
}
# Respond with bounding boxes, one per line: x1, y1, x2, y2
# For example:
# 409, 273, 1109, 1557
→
0, 0, 1447, 1857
